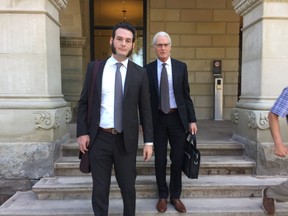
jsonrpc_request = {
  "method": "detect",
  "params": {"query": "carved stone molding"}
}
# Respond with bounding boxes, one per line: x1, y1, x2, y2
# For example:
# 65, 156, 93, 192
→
34, 107, 71, 130
231, 109, 239, 125
65, 107, 72, 123
34, 111, 59, 130
232, 0, 262, 15
60, 37, 86, 48
248, 111, 269, 129
233, 0, 288, 15
49, 0, 68, 11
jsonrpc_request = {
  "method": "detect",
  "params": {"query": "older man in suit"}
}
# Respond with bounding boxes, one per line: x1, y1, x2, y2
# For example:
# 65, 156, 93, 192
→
145, 31, 197, 213
77, 22, 153, 216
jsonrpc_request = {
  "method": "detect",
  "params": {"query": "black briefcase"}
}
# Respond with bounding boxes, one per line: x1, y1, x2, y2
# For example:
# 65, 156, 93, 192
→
182, 132, 200, 179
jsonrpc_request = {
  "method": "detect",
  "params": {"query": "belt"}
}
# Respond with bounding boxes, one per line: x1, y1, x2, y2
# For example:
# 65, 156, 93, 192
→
99, 127, 122, 134
159, 108, 178, 114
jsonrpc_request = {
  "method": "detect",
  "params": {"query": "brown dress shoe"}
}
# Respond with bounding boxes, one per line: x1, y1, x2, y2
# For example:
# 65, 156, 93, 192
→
156, 198, 167, 212
262, 188, 275, 215
170, 199, 186, 213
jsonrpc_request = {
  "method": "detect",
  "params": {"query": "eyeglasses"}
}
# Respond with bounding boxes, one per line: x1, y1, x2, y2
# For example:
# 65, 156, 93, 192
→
154, 43, 170, 48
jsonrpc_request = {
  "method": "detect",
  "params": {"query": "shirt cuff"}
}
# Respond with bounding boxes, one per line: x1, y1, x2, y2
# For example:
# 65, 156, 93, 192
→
144, 142, 153, 146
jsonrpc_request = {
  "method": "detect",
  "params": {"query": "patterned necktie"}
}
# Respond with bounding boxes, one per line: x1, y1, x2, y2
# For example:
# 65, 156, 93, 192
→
114, 62, 123, 132
160, 63, 170, 114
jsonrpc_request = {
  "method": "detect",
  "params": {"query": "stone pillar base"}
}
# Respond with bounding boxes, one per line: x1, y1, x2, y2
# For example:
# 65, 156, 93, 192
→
232, 107, 288, 175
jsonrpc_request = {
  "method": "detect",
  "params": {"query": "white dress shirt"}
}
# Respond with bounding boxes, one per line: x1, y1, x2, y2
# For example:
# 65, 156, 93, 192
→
100, 56, 128, 129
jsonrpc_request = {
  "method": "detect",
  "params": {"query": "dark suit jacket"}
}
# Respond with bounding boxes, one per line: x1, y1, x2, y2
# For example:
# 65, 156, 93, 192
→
77, 59, 153, 153
145, 58, 197, 131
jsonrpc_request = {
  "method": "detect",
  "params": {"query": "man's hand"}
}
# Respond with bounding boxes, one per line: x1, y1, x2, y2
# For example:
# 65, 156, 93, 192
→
189, 122, 198, 134
274, 143, 288, 157
143, 145, 153, 162
77, 135, 90, 154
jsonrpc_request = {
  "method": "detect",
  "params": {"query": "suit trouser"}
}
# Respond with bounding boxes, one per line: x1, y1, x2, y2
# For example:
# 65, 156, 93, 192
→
89, 130, 137, 216
267, 179, 288, 202
154, 111, 186, 199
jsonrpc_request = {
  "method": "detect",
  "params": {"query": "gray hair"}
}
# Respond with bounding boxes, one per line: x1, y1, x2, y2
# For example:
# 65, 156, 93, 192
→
152, 31, 172, 46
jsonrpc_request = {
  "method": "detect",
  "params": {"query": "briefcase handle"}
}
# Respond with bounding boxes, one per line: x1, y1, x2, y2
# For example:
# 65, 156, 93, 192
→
186, 132, 197, 148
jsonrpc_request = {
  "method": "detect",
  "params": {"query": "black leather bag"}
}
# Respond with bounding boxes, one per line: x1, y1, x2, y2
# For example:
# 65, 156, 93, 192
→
182, 132, 200, 179
79, 151, 91, 173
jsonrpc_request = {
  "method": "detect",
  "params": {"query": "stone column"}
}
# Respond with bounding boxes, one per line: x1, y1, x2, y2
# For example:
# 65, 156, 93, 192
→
232, 0, 288, 175
0, 0, 71, 196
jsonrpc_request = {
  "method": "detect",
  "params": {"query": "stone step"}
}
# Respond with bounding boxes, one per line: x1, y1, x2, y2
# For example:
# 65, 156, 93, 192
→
62, 139, 244, 157
1, 190, 288, 216
32, 175, 287, 200
54, 155, 255, 176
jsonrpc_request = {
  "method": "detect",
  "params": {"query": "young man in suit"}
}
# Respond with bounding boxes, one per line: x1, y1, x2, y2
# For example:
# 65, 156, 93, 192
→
145, 31, 197, 213
77, 22, 153, 216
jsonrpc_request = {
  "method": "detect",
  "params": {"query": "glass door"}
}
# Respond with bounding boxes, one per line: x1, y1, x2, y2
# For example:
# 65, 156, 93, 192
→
90, 0, 146, 66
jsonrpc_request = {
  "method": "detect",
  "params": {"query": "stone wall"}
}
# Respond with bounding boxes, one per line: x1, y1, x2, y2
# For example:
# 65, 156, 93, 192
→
147, 0, 241, 119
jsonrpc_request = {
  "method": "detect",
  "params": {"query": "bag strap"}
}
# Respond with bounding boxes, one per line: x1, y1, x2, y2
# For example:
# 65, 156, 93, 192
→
87, 60, 101, 124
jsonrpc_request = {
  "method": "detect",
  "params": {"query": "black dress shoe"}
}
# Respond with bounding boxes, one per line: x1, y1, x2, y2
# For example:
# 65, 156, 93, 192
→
170, 199, 186, 213
156, 198, 167, 212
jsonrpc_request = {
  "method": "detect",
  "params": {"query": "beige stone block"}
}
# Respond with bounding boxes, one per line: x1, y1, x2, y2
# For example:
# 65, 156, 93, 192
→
186, 60, 212, 71
195, 96, 213, 107
167, 0, 196, 8
150, 0, 165, 8
172, 47, 195, 59
166, 22, 196, 34
190, 84, 211, 95
181, 10, 212, 21
224, 95, 238, 108
227, 22, 241, 34
223, 108, 232, 120
170, 35, 180, 46
61, 47, 83, 56
226, 48, 239, 59
195, 71, 213, 83
181, 35, 212, 47
213, 35, 239, 46
213, 10, 240, 22
0, 14, 46, 53
197, 22, 226, 34
195, 107, 213, 119
196, 0, 226, 9
223, 84, 238, 96
222, 59, 239, 71
61, 56, 83, 74
196, 48, 225, 59
62, 79, 82, 95
149, 22, 166, 34
224, 71, 239, 84
150, 9, 180, 21
226, 0, 234, 10
188, 71, 196, 83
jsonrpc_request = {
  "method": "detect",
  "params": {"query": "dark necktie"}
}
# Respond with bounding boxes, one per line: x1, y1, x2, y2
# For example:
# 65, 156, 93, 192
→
114, 62, 123, 132
160, 63, 170, 114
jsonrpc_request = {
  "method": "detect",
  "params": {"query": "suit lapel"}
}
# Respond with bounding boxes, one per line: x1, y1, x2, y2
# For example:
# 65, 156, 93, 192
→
151, 61, 159, 93
95, 60, 105, 102
171, 59, 178, 91
124, 61, 133, 97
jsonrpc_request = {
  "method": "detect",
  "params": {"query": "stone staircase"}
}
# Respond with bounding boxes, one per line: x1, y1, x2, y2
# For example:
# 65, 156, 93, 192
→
1, 123, 288, 215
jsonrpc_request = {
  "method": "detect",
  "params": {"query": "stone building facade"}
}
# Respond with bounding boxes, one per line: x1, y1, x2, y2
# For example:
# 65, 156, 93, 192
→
0, 0, 288, 204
